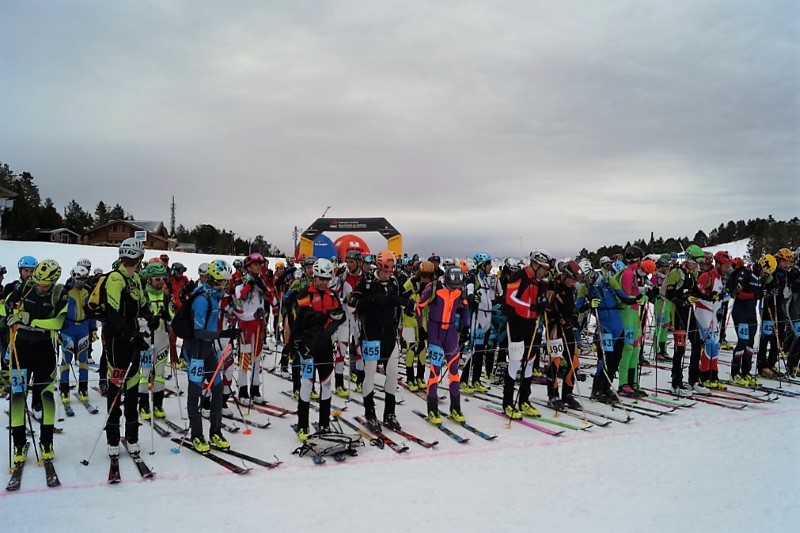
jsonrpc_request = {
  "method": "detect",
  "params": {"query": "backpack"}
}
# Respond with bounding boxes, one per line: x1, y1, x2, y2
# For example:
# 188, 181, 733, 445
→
86, 273, 110, 318
171, 289, 211, 340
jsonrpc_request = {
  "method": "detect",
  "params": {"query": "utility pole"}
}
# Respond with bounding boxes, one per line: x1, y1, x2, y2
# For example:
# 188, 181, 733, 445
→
170, 196, 176, 237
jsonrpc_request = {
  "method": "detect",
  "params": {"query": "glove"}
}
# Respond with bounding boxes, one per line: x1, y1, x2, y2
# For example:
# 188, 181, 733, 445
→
590, 298, 601, 309
147, 316, 160, 332
91, 330, 99, 343
7, 312, 30, 327
576, 372, 587, 382
327, 308, 344, 322
250, 276, 267, 292
459, 329, 470, 346
219, 327, 241, 339
404, 301, 415, 317
254, 307, 266, 320
636, 294, 648, 305
535, 295, 548, 314
131, 332, 149, 351
688, 296, 698, 306
711, 292, 721, 302
418, 328, 427, 343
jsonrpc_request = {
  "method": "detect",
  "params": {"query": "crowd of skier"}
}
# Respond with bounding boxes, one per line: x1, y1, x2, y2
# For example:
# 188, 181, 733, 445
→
2, 236, 799, 484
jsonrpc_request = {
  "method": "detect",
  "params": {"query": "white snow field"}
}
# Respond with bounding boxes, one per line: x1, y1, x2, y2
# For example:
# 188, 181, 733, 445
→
1, 240, 798, 533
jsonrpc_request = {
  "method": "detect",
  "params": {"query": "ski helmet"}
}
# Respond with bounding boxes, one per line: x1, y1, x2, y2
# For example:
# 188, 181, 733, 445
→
171, 262, 186, 274
775, 248, 794, 262
612, 260, 626, 273
17, 256, 37, 270
419, 260, 436, 275
33, 259, 61, 285
713, 250, 732, 265
207, 259, 234, 284
640, 259, 657, 275
302, 256, 317, 267
428, 254, 441, 263
684, 245, 705, 263
655, 258, 669, 269
275, 260, 286, 269
232, 259, 244, 269
245, 252, 265, 267
444, 266, 464, 288
119, 237, 145, 260
473, 252, 492, 268
93, 268, 104, 276
624, 245, 644, 263
529, 249, 552, 268
732, 257, 745, 269
345, 250, 363, 262
312, 258, 334, 279
559, 260, 581, 281
758, 254, 777, 275
198, 263, 209, 276
504, 257, 520, 272
578, 259, 594, 276
71, 265, 90, 282
376, 250, 396, 272
76, 258, 92, 269
599, 256, 612, 268
441, 257, 456, 268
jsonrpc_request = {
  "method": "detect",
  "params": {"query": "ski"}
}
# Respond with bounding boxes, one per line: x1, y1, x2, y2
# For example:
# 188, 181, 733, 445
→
62, 402, 75, 417
43, 459, 61, 488
445, 415, 498, 440
334, 416, 387, 449
480, 407, 564, 437
162, 418, 189, 435
6, 462, 25, 492
480, 400, 586, 431
378, 420, 439, 448
223, 413, 271, 429
152, 421, 171, 437
123, 441, 155, 478
399, 380, 447, 402
411, 410, 470, 443
108, 456, 121, 484
213, 447, 282, 469
74, 392, 99, 414
170, 438, 251, 475
688, 394, 747, 410
708, 387, 778, 403
474, 394, 605, 429
638, 391, 696, 408
246, 400, 293, 417
202, 414, 241, 433
354, 416, 409, 453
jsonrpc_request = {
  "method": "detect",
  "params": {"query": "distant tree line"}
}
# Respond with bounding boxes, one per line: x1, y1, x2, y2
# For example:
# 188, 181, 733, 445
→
577, 216, 800, 264
0, 162, 284, 256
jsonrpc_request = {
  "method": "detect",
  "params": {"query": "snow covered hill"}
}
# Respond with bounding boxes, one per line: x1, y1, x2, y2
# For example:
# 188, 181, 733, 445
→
0, 239, 797, 533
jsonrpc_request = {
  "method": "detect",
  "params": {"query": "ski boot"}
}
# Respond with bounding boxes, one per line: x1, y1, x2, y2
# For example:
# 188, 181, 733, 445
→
426, 410, 443, 425
192, 436, 210, 453
449, 409, 466, 423
210, 433, 230, 449
519, 402, 540, 417
383, 413, 401, 431
563, 394, 581, 410
504, 405, 522, 420
472, 381, 489, 393
13, 443, 29, 464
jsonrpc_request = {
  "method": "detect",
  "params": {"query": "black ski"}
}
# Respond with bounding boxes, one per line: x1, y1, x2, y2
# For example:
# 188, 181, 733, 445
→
123, 441, 155, 478
162, 418, 189, 435
446, 416, 498, 441
152, 421, 171, 437
223, 413, 271, 429
170, 438, 251, 475
6, 462, 25, 491
44, 459, 61, 487
63, 402, 75, 417
412, 410, 470, 443
354, 416, 409, 454
74, 393, 99, 414
213, 447, 282, 469
108, 456, 121, 484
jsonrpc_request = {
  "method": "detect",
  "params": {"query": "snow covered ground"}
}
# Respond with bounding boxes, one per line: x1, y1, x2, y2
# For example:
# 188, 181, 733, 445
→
1, 240, 798, 533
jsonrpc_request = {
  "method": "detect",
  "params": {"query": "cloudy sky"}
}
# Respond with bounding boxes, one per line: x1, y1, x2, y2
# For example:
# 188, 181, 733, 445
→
1, 1, 797, 258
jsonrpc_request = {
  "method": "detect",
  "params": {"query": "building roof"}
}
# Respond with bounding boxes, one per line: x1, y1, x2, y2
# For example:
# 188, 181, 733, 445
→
36, 227, 82, 237
0, 184, 17, 199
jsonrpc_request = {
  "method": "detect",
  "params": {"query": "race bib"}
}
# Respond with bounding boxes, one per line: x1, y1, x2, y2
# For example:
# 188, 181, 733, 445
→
362, 340, 381, 362
761, 320, 774, 336
601, 333, 614, 353
428, 344, 445, 367
156, 347, 169, 364
473, 326, 484, 347
623, 328, 634, 346
301, 358, 314, 379
110, 367, 128, 386
547, 338, 565, 357
77, 335, 90, 353
140, 350, 153, 370
11, 368, 27, 394
188, 358, 204, 384
794, 321, 800, 336
737, 323, 749, 340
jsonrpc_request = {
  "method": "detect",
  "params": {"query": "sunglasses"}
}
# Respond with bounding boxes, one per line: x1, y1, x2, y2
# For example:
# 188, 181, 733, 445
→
150, 276, 165, 282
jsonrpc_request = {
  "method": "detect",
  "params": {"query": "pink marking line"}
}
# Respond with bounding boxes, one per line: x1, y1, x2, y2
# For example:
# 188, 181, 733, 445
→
4, 404, 799, 496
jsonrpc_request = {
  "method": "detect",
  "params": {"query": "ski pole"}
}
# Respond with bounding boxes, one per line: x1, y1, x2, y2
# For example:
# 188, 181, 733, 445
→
148, 330, 156, 455
558, 322, 589, 424
81, 352, 138, 466
592, 308, 632, 420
